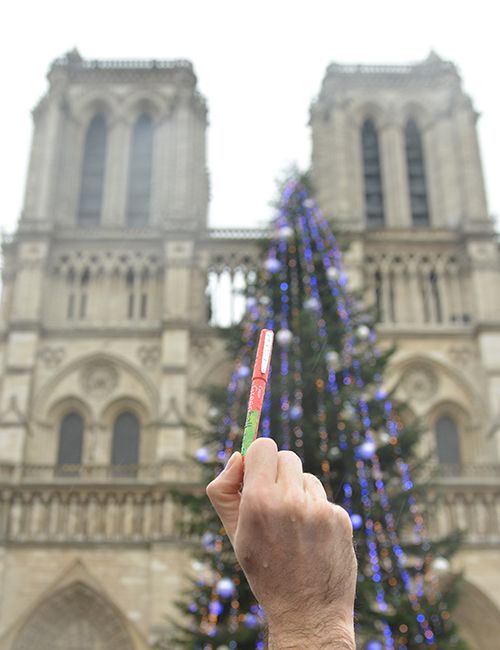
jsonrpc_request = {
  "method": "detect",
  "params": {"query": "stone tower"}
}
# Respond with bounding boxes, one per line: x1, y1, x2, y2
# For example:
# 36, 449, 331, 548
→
310, 52, 500, 648
0, 50, 218, 649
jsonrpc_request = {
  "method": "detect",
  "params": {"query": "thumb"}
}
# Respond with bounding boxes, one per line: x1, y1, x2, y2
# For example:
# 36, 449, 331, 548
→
206, 452, 243, 543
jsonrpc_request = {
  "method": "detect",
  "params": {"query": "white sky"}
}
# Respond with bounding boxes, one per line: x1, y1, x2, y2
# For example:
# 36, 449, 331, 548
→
1, 0, 499, 231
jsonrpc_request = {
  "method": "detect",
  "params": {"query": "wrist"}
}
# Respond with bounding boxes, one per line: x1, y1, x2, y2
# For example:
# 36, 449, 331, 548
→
267, 618, 355, 650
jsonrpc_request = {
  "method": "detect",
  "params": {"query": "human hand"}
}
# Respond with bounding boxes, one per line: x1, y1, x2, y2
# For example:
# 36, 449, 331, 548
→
206, 437, 357, 649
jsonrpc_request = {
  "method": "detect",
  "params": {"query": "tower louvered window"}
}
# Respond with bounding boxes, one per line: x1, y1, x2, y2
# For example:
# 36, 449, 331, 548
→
405, 119, 430, 226
361, 120, 385, 228
126, 114, 153, 227
78, 115, 107, 227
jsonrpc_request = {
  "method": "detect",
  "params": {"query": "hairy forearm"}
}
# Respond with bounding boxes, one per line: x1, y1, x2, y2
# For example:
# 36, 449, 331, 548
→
267, 622, 355, 650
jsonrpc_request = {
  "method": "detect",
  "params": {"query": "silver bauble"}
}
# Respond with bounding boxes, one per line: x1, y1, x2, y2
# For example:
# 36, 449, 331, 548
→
276, 328, 293, 347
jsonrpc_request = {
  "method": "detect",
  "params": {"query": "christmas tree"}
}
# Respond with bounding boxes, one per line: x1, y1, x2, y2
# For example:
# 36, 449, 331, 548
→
165, 178, 467, 649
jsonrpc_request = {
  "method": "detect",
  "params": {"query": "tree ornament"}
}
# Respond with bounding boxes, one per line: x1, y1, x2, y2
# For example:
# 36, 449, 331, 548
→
237, 365, 250, 378
366, 641, 383, 650
328, 446, 341, 460
378, 432, 390, 445
356, 324, 371, 341
289, 404, 303, 420
304, 296, 320, 311
195, 447, 210, 463
276, 328, 293, 347
277, 225, 294, 240
351, 513, 363, 530
201, 532, 215, 550
244, 613, 258, 628
264, 257, 281, 273
326, 266, 339, 281
208, 406, 220, 420
325, 350, 340, 371
341, 402, 357, 420
209, 600, 223, 616
431, 556, 450, 574
357, 440, 376, 459
216, 577, 236, 598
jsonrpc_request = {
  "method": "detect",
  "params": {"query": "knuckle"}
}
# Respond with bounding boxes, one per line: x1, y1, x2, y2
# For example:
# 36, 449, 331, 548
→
304, 472, 323, 487
278, 449, 301, 464
205, 480, 218, 500
249, 437, 277, 455
282, 492, 305, 519
332, 504, 354, 536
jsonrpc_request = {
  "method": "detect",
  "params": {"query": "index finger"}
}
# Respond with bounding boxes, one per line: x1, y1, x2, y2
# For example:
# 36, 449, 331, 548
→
243, 437, 279, 489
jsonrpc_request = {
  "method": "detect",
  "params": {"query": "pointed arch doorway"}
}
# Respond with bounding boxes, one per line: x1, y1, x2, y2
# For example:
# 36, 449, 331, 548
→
12, 582, 135, 650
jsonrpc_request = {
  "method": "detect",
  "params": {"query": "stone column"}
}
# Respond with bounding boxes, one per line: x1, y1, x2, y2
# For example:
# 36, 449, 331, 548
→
27, 92, 63, 222
435, 259, 451, 324
454, 102, 489, 224
379, 120, 412, 229
156, 238, 194, 459
102, 119, 130, 227
425, 117, 463, 227
407, 257, 423, 324
0, 239, 49, 465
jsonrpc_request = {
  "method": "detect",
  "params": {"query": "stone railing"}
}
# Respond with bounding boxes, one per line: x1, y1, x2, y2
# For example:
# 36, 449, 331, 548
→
208, 227, 271, 240
0, 462, 197, 484
0, 485, 187, 544
24, 462, 195, 483
425, 476, 500, 545
0, 463, 498, 545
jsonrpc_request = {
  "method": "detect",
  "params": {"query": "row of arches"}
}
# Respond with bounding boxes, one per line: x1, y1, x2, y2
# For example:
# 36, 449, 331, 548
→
57, 412, 140, 475
78, 113, 153, 228
364, 252, 471, 326
362, 118, 429, 227
65, 266, 154, 321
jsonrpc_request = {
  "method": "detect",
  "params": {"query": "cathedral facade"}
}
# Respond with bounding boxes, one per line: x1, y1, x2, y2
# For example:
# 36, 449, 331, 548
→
0, 50, 498, 649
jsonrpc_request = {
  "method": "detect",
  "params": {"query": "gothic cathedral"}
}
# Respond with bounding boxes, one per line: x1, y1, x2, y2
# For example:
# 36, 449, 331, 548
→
0, 50, 499, 649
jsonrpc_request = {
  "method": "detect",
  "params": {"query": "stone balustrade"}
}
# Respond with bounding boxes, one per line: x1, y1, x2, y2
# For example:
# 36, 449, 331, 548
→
0, 486, 184, 544
0, 463, 497, 546
425, 477, 500, 546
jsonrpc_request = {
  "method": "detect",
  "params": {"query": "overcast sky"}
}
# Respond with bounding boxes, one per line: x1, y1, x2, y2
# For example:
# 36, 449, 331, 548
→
1, 1, 499, 231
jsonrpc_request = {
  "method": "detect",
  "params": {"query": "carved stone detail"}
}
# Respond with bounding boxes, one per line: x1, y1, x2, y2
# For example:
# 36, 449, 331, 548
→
38, 346, 65, 369
80, 362, 118, 399
401, 365, 438, 403
137, 345, 160, 369
448, 345, 473, 367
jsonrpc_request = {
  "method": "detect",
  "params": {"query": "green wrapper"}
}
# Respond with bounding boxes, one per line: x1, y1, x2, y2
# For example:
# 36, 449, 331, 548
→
241, 410, 260, 456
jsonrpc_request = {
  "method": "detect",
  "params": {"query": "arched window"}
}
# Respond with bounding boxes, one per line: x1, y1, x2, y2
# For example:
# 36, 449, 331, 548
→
405, 119, 430, 227
57, 413, 84, 476
435, 415, 461, 468
111, 412, 140, 476
126, 114, 153, 227
78, 114, 107, 227
361, 119, 385, 228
